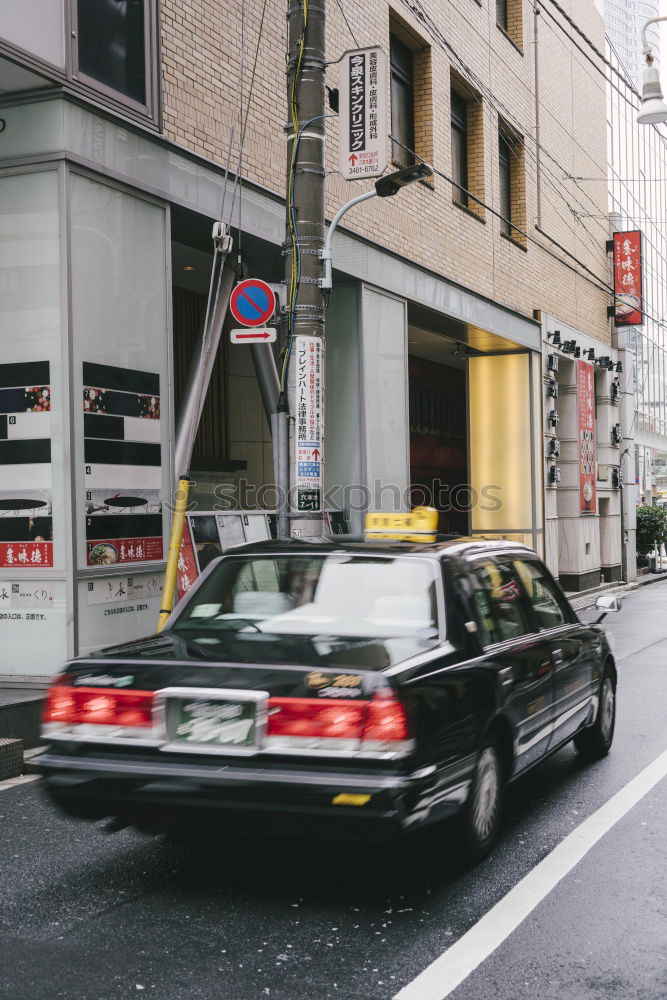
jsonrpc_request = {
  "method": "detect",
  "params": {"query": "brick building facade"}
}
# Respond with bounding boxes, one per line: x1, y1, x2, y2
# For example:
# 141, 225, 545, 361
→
0, 1, 630, 682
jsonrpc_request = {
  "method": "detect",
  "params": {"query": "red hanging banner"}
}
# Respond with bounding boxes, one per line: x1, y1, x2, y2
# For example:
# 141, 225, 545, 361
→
613, 230, 643, 326
578, 361, 597, 515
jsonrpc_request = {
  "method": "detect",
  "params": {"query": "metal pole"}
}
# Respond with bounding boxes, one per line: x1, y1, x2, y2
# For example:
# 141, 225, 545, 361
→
157, 476, 190, 632
250, 344, 280, 424
284, 0, 326, 538
174, 223, 233, 480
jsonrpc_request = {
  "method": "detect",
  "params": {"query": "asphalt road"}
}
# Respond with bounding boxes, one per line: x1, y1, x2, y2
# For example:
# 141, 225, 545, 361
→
1, 582, 666, 1000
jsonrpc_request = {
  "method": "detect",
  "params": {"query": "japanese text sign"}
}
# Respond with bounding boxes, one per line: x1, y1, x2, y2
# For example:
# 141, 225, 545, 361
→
578, 361, 597, 515
613, 231, 643, 326
339, 47, 388, 180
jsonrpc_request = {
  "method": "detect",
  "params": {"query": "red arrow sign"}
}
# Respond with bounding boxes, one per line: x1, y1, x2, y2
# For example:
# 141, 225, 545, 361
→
312, 448, 320, 460
349, 153, 358, 166
230, 327, 277, 345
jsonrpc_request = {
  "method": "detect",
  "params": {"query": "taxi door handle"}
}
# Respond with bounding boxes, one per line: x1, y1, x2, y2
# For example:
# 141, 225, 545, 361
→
552, 648, 565, 665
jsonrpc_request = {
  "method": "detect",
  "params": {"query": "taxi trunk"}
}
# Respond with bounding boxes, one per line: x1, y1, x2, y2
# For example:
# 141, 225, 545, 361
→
38, 656, 426, 841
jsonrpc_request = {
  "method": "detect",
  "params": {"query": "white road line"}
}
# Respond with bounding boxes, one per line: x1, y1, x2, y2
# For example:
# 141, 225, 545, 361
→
394, 749, 667, 1000
0, 774, 39, 793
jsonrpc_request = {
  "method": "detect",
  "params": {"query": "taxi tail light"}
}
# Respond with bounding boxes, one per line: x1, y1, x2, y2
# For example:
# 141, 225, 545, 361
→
42, 684, 156, 741
266, 692, 413, 756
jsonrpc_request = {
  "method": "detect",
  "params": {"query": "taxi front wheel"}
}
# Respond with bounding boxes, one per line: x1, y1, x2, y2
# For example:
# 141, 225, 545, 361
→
574, 670, 616, 760
459, 736, 505, 861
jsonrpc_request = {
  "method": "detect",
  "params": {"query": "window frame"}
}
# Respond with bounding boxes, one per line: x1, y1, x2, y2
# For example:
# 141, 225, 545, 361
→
68, 0, 158, 120
451, 89, 469, 208
496, 0, 508, 31
390, 32, 416, 167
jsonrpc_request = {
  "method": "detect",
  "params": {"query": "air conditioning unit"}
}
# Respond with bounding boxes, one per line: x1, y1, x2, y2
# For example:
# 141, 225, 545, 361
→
548, 465, 561, 485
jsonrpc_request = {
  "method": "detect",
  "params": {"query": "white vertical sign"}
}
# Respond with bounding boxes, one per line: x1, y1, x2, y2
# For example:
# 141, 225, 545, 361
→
339, 47, 388, 180
295, 336, 323, 513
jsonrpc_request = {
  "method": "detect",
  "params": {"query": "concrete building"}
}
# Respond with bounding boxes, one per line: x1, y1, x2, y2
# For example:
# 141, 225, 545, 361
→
607, 34, 667, 532
0, 0, 628, 684
604, 0, 660, 90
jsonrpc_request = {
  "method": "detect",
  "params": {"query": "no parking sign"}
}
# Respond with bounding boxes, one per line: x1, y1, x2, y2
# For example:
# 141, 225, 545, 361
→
229, 278, 276, 328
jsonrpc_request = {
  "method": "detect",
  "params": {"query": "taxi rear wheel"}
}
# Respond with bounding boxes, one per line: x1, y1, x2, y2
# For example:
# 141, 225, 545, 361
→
459, 736, 505, 861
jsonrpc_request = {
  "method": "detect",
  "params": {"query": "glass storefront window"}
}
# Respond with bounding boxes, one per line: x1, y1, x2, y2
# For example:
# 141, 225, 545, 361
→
0, 171, 69, 678
69, 173, 170, 581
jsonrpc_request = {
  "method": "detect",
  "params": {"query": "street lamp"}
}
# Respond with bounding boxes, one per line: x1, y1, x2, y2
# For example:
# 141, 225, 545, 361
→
637, 16, 667, 125
319, 162, 433, 290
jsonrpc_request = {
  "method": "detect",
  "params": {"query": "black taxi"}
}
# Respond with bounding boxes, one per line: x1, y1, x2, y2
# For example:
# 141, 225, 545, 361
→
37, 531, 619, 859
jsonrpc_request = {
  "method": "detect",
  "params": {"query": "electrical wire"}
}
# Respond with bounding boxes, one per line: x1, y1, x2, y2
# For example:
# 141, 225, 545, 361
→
334, 0, 359, 48
394, 0, 617, 276
230, 0, 269, 254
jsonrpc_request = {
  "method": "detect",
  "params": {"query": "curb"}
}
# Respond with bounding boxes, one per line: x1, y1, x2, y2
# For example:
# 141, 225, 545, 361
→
571, 572, 667, 612
22, 745, 46, 775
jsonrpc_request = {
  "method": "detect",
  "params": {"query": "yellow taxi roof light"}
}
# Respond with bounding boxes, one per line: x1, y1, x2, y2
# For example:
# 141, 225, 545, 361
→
364, 506, 439, 543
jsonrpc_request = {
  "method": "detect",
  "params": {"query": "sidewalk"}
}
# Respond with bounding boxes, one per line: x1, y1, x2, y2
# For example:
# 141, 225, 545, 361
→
567, 569, 667, 612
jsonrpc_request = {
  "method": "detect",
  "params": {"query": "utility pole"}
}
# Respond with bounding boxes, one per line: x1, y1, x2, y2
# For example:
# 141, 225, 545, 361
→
279, 0, 326, 538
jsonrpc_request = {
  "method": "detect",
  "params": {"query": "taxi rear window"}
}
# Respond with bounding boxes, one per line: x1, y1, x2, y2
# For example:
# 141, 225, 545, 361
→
173, 553, 440, 641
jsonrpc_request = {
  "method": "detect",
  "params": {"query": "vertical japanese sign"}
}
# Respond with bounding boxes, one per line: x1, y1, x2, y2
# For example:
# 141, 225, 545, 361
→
578, 361, 597, 515
613, 231, 643, 326
0, 360, 53, 569
339, 47, 387, 180
295, 336, 323, 513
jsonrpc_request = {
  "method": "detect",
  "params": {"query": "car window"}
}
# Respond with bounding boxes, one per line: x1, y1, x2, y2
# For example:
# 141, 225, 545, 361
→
468, 560, 531, 646
513, 559, 570, 631
175, 554, 440, 639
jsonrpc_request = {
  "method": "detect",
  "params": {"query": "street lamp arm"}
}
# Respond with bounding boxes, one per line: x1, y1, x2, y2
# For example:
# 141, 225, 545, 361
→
319, 189, 378, 291
641, 16, 667, 59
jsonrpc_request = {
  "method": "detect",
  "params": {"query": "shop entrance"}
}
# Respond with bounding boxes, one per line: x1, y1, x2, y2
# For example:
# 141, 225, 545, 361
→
408, 329, 469, 534
406, 313, 543, 551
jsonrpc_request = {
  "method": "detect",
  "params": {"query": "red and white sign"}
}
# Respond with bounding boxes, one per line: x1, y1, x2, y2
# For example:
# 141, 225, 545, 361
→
230, 327, 277, 344
229, 279, 276, 328
176, 524, 198, 602
613, 231, 643, 326
86, 536, 163, 566
339, 47, 388, 180
0, 541, 53, 569
578, 361, 597, 515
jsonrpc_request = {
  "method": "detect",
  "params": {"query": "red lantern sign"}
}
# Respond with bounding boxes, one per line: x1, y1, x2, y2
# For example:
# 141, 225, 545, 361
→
613, 231, 643, 326
578, 361, 597, 515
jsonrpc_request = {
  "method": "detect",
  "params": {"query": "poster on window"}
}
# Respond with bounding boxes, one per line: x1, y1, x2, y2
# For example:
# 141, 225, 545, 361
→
578, 361, 597, 515
613, 230, 643, 326
83, 362, 163, 566
0, 361, 53, 568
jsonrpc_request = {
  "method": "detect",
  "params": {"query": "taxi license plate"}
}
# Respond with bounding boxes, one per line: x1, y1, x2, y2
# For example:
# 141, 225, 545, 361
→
156, 687, 268, 754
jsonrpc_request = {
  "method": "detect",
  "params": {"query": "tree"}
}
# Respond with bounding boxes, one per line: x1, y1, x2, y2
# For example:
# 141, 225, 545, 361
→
636, 504, 667, 557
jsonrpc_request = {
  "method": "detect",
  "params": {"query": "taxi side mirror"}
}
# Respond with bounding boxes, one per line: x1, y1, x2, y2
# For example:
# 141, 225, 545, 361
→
595, 594, 622, 613
594, 593, 622, 623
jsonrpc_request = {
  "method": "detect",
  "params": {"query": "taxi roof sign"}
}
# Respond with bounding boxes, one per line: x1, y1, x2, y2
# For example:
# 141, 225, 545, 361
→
364, 507, 439, 543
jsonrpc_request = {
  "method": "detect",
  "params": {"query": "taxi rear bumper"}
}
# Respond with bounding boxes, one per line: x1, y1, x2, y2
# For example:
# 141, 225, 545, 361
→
36, 748, 472, 841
